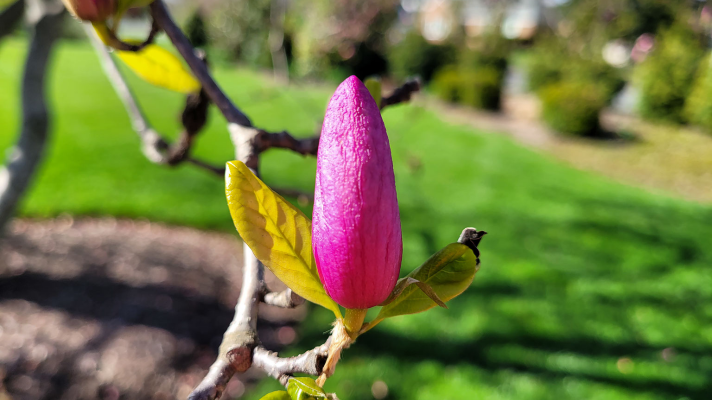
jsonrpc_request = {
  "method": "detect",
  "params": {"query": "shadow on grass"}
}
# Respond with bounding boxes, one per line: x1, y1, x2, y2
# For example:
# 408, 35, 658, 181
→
293, 188, 712, 399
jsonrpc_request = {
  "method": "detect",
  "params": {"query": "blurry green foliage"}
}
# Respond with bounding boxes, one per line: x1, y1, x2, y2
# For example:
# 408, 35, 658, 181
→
387, 29, 457, 83
207, 0, 272, 67
429, 31, 511, 111
185, 10, 208, 49
288, 0, 397, 80
635, 24, 706, 123
540, 81, 607, 136
526, 38, 623, 102
432, 65, 503, 111
560, 0, 680, 42
684, 54, 712, 133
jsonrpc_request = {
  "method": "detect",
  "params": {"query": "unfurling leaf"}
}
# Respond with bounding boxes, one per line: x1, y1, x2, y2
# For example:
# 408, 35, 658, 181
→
287, 377, 328, 400
374, 242, 480, 321
116, 44, 201, 94
364, 76, 382, 108
225, 161, 342, 319
260, 391, 291, 400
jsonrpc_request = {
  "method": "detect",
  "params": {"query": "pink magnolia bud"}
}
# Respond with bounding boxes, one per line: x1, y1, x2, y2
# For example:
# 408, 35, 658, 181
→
62, 0, 116, 22
313, 76, 402, 309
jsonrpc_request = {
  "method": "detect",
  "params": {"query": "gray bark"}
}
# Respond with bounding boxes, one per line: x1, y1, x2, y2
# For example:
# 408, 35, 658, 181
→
0, 4, 64, 231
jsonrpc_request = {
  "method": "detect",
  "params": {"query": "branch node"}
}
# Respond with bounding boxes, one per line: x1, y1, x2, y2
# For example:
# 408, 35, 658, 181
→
225, 345, 254, 373
262, 288, 305, 308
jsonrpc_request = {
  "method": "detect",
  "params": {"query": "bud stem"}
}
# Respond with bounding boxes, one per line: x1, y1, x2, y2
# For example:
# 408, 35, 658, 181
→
343, 308, 368, 338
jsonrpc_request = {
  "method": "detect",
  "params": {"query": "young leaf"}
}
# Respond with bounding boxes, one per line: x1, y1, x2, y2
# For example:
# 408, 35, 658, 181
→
260, 391, 291, 400
116, 44, 201, 94
287, 377, 328, 400
364, 77, 382, 108
379, 277, 447, 308
225, 161, 342, 319
374, 243, 480, 321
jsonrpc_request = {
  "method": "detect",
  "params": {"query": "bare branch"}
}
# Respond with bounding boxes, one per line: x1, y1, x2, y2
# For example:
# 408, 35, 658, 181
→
185, 158, 225, 176
188, 124, 265, 400
0, 4, 63, 232
150, 0, 252, 127
0, 0, 24, 41
380, 79, 421, 110
256, 130, 320, 156
262, 288, 305, 308
84, 24, 223, 176
253, 342, 330, 386
145, 2, 424, 398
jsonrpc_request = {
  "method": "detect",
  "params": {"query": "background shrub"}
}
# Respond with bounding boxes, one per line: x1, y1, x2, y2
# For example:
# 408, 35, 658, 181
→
432, 65, 504, 111
635, 24, 705, 123
684, 54, 712, 132
185, 11, 208, 49
387, 30, 457, 83
540, 81, 607, 136
526, 39, 624, 102
207, 0, 272, 67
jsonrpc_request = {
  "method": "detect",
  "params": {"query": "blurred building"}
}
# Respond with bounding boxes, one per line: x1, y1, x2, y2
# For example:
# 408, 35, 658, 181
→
402, 0, 551, 43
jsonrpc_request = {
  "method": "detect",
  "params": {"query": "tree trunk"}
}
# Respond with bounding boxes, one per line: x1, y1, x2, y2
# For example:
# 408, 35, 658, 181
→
0, 6, 64, 232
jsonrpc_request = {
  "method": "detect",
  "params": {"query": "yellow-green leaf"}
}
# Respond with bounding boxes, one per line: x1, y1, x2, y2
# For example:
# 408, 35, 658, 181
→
374, 242, 480, 321
225, 161, 342, 319
287, 377, 328, 400
364, 76, 382, 108
260, 391, 291, 400
116, 44, 200, 94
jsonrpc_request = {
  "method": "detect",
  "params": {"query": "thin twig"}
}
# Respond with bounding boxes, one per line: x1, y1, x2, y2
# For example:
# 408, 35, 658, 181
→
85, 24, 224, 176
185, 158, 225, 176
150, 0, 252, 127
255, 130, 320, 156
145, 2, 424, 398
94, 18, 160, 52
253, 342, 330, 386
380, 79, 421, 110
262, 288, 306, 308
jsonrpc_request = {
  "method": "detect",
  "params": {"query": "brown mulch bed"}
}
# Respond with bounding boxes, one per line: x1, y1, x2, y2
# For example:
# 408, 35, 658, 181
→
0, 217, 306, 400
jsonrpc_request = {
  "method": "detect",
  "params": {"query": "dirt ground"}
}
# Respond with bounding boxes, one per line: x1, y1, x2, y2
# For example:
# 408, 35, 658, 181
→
0, 217, 306, 400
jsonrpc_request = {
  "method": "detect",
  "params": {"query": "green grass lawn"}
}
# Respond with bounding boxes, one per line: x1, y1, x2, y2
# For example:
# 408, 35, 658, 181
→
2, 38, 712, 400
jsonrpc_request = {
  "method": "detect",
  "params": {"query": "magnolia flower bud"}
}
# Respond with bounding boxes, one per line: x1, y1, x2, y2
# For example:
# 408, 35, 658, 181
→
62, 0, 117, 22
313, 76, 402, 309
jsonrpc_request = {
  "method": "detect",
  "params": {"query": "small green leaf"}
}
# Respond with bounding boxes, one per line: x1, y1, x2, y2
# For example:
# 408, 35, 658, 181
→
116, 43, 201, 94
380, 277, 447, 308
364, 77, 382, 108
225, 161, 342, 319
375, 243, 480, 321
260, 391, 291, 400
287, 377, 328, 400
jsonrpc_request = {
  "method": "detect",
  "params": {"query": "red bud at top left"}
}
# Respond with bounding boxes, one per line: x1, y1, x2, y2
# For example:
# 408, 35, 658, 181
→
62, 0, 117, 22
